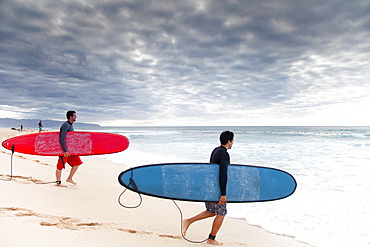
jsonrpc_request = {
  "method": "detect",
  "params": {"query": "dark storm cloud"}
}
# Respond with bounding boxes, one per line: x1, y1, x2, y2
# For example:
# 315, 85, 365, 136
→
0, 0, 369, 125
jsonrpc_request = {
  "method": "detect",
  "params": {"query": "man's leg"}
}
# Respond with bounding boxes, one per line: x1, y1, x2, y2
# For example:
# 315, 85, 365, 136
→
55, 168, 61, 181
182, 210, 215, 236
207, 214, 225, 245
55, 169, 66, 187
66, 165, 80, 185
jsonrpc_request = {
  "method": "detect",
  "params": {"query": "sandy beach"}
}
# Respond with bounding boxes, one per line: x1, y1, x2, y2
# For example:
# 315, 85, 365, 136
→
0, 128, 311, 247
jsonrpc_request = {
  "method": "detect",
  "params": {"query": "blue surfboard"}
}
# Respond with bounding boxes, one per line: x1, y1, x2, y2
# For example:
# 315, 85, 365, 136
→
118, 163, 297, 203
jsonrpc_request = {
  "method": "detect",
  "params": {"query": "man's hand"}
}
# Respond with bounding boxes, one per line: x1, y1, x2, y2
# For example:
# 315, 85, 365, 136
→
218, 195, 227, 204
63, 151, 70, 158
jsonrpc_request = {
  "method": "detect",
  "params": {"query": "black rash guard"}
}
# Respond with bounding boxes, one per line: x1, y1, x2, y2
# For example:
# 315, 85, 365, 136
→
59, 121, 74, 152
210, 146, 229, 196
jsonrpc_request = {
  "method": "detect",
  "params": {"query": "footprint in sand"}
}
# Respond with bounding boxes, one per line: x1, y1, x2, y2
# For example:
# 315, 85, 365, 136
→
0, 174, 48, 184
0, 207, 37, 217
0, 207, 101, 230
40, 221, 59, 227
159, 234, 182, 239
33, 159, 50, 166
118, 228, 151, 234
0, 207, 186, 242
77, 222, 101, 226
118, 228, 181, 239
2, 152, 51, 166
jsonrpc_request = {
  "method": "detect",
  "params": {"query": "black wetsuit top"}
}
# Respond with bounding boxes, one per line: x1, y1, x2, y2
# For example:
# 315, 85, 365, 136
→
59, 121, 74, 152
210, 146, 229, 196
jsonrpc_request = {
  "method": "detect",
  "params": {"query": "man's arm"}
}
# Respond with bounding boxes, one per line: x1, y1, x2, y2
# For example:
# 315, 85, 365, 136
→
219, 160, 228, 196
218, 152, 229, 204
59, 123, 69, 154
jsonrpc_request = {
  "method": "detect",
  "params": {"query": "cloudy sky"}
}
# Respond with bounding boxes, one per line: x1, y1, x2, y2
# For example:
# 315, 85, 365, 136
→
1, 0, 369, 126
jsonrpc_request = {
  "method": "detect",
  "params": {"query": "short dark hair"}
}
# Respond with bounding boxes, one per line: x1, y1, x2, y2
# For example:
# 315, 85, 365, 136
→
66, 110, 76, 119
220, 131, 234, 145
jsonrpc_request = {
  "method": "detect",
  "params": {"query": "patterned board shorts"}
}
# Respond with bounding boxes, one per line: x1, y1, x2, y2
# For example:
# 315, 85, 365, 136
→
205, 202, 227, 216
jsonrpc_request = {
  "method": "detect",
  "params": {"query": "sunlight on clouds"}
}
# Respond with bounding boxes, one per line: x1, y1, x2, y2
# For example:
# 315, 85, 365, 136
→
0, 111, 21, 119
0, 106, 24, 119
130, 50, 157, 65
192, 0, 208, 12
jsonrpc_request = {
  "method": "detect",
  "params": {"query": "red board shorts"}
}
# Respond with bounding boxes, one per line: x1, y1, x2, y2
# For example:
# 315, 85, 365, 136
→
57, 156, 83, 170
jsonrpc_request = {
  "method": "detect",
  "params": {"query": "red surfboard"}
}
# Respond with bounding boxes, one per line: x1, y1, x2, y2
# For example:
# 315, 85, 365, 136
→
2, 132, 129, 156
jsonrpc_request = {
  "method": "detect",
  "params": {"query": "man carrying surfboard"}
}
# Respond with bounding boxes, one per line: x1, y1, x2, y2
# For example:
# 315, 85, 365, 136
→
55, 111, 83, 187
182, 131, 234, 245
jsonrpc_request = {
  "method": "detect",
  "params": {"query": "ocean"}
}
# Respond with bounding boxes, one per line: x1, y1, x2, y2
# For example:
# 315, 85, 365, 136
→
84, 126, 369, 247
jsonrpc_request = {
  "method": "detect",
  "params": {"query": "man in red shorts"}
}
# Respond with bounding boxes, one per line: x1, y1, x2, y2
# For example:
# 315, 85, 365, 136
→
55, 110, 83, 187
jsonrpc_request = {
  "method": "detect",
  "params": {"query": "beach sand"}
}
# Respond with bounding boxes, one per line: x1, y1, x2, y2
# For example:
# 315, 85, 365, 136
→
0, 128, 311, 247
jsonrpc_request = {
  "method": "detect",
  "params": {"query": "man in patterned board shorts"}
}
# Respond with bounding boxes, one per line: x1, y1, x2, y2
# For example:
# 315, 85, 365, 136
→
182, 131, 234, 246
55, 111, 83, 187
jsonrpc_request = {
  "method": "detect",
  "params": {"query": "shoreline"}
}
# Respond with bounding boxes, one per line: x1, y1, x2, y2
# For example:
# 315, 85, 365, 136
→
0, 128, 312, 246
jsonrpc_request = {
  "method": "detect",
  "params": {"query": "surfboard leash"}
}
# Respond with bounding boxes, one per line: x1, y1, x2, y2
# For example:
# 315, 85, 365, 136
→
118, 188, 143, 209
0, 144, 15, 181
172, 200, 208, 244
116, 169, 206, 243
29, 177, 60, 185
0, 144, 59, 185
118, 170, 142, 209
28, 156, 65, 184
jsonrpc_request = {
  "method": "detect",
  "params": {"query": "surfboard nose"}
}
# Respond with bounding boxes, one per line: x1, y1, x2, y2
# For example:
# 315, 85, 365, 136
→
2, 140, 12, 150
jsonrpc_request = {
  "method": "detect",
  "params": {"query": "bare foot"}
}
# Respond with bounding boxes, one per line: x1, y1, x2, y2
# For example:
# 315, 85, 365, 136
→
182, 219, 190, 236
207, 239, 223, 245
66, 179, 77, 185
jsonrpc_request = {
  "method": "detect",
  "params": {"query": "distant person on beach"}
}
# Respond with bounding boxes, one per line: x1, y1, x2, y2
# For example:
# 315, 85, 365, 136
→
182, 131, 234, 246
38, 120, 43, 132
55, 111, 83, 187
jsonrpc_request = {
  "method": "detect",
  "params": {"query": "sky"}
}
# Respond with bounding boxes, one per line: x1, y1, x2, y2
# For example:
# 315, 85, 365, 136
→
1, 0, 369, 126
